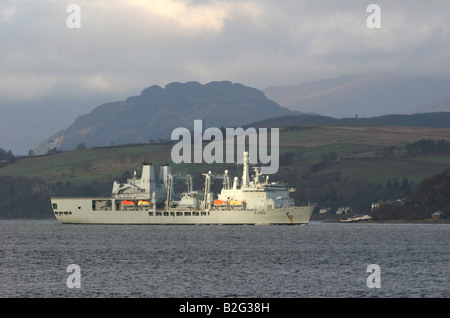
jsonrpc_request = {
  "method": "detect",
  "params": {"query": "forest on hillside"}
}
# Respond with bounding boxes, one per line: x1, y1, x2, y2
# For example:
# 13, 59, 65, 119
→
0, 148, 15, 167
0, 162, 448, 221
0, 138, 449, 220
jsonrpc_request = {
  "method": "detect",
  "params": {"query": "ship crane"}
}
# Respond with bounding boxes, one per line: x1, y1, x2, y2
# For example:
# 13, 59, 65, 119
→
201, 170, 230, 209
165, 173, 193, 208
172, 174, 193, 193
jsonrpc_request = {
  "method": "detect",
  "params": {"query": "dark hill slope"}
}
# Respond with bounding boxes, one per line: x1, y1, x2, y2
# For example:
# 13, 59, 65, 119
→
246, 112, 450, 129
35, 81, 294, 154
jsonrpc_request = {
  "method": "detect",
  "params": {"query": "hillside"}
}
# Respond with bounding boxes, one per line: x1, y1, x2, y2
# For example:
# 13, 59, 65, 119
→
1, 123, 449, 219
34, 81, 294, 155
413, 98, 450, 113
246, 112, 450, 129
264, 74, 450, 117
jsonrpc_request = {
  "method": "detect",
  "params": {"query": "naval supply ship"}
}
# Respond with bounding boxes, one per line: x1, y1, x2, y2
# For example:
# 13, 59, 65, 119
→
51, 152, 315, 224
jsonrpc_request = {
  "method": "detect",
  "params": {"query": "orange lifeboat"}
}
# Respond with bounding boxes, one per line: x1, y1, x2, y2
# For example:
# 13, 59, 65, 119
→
213, 200, 227, 206
122, 200, 135, 206
138, 200, 150, 206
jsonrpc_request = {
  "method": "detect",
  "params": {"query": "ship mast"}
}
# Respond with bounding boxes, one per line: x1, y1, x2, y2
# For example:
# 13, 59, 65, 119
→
241, 152, 250, 188
203, 171, 213, 209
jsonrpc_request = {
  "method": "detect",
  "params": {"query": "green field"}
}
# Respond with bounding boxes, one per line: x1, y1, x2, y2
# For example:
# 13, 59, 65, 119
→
1, 124, 449, 187
1, 123, 449, 218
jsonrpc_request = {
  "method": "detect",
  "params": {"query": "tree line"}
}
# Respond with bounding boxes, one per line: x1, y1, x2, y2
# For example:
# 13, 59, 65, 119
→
0, 166, 447, 220
0, 175, 120, 219
404, 139, 450, 155
371, 168, 450, 221
0, 148, 15, 167
0, 138, 448, 220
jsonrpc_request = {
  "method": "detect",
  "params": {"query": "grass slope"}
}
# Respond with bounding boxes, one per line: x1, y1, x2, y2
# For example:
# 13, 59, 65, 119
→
1, 125, 449, 187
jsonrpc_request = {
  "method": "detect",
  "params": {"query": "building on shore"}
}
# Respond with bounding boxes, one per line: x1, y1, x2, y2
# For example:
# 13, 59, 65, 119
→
432, 210, 447, 220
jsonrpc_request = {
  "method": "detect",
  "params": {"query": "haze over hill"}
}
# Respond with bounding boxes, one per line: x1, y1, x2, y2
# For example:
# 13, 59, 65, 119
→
33, 75, 450, 155
2, 1, 449, 157
34, 81, 294, 154
5, 74, 450, 156
264, 74, 450, 118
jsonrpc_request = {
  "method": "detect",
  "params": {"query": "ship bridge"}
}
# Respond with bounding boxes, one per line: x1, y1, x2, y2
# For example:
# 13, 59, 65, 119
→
214, 152, 294, 210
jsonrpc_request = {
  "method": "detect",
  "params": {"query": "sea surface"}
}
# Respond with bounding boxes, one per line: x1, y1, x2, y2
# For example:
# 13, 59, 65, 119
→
0, 220, 448, 298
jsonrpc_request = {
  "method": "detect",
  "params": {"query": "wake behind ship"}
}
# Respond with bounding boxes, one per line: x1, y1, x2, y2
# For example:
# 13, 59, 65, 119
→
51, 152, 315, 224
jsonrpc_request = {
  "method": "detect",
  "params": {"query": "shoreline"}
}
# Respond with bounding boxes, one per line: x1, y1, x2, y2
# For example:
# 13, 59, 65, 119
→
313, 217, 450, 224
1, 216, 449, 225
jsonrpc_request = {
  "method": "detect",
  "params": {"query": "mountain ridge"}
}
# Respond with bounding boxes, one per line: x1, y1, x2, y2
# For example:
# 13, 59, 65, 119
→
34, 75, 450, 155
34, 81, 295, 155
264, 74, 450, 117
245, 112, 450, 129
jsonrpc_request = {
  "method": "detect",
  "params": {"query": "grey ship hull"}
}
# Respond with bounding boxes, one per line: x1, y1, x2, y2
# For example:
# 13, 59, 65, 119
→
51, 197, 314, 225
51, 152, 315, 225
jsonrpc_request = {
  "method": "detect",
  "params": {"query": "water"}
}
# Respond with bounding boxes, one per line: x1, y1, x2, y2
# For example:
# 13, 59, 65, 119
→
0, 220, 448, 298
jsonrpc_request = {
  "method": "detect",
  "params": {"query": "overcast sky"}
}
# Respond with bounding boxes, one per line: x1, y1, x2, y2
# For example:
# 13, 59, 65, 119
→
1, 0, 449, 154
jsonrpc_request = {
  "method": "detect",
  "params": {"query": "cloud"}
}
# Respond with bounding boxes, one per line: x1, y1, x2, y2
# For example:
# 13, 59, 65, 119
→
128, 0, 230, 33
1, 0, 450, 154
0, 0, 268, 101
0, 4, 18, 22
1, 0, 448, 98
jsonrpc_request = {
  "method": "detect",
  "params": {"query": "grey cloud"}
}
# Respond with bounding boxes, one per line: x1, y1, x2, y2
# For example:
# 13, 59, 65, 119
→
0, 0, 449, 153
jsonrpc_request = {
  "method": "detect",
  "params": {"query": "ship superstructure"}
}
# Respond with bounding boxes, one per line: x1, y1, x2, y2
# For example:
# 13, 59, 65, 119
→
51, 152, 315, 224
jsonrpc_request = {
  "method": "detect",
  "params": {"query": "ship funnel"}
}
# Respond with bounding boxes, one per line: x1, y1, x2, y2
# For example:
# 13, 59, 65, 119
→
159, 164, 172, 190
140, 164, 156, 194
